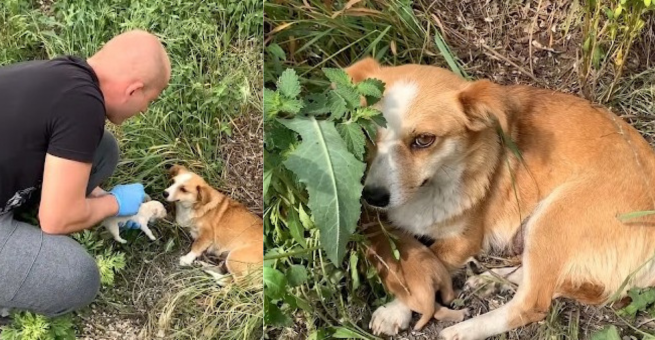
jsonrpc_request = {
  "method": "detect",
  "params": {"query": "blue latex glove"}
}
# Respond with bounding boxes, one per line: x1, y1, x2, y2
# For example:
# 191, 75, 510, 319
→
118, 220, 142, 230
109, 183, 146, 216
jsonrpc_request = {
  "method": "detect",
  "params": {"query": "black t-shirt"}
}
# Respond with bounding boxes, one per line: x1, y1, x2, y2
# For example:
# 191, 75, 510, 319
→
0, 56, 106, 214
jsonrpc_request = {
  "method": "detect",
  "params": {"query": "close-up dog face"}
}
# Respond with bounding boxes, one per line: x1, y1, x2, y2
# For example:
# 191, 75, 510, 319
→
163, 165, 213, 206
347, 58, 501, 210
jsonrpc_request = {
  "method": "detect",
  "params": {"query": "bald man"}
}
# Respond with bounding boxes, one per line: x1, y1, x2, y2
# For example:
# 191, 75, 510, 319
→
0, 30, 170, 319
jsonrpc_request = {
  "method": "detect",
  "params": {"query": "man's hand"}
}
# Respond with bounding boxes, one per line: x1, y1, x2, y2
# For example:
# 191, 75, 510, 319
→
39, 154, 119, 235
109, 183, 145, 216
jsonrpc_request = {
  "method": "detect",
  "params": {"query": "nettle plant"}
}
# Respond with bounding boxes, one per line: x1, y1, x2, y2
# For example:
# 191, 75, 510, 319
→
263, 66, 387, 330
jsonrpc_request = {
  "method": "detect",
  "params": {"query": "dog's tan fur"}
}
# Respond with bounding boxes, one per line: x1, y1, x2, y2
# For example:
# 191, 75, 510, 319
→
362, 211, 467, 333
166, 165, 263, 282
347, 57, 655, 339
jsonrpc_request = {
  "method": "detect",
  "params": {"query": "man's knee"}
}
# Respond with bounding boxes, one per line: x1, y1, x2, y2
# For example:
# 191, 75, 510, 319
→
87, 131, 119, 194
51, 242, 100, 316
98, 130, 119, 172
36, 237, 101, 317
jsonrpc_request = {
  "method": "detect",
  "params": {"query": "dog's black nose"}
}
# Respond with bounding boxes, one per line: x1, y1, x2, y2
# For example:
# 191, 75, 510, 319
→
362, 186, 390, 207
164, 163, 173, 170
163, 191, 169, 198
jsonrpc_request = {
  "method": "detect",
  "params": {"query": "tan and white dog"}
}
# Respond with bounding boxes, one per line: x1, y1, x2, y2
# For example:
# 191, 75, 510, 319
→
164, 165, 263, 284
347, 57, 655, 339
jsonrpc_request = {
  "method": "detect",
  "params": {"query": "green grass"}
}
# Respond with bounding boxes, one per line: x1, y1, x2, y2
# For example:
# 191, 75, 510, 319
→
0, 0, 263, 339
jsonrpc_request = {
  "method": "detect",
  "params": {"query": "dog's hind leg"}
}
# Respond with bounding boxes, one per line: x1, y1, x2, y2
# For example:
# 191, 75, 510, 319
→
105, 221, 127, 244
225, 245, 262, 280
438, 247, 558, 340
138, 217, 156, 241
438, 187, 573, 340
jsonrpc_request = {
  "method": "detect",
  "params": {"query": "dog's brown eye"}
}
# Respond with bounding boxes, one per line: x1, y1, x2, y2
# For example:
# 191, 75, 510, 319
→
179, 187, 187, 193
413, 134, 435, 148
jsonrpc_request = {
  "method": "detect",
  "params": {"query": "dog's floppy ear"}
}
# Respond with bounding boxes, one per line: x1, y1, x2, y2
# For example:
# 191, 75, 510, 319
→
168, 165, 186, 178
458, 80, 515, 133
344, 57, 381, 84
195, 184, 213, 207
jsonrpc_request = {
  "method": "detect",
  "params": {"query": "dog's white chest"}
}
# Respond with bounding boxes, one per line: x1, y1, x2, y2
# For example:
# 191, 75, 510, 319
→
175, 204, 194, 227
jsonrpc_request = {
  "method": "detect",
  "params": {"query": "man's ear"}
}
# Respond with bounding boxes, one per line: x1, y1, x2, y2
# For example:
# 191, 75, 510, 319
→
344, 57, 381, 84
457, 80, 514, 133
168, 165, 186, 178
126, 82, 144, 96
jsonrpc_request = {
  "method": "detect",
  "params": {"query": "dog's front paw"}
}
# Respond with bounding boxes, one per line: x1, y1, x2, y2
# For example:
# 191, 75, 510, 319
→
369, 300, 412, 336
439, 324, 469, 340
179, 253, 196, 266
439, 321, 481, 340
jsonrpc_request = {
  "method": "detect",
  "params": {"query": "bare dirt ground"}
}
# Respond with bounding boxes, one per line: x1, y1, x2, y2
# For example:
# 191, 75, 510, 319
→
389, 1, 655, 339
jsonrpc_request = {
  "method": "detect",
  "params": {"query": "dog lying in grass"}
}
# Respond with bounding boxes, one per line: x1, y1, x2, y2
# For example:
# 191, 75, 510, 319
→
164, 165, 263, 285
362, 212, 468, 333
100, 200, 167, 243
346, 57, 655, 339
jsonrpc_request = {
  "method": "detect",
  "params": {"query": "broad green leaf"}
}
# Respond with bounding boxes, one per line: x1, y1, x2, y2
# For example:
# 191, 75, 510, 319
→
647, 0, 652, 7
263, 267, 287, 300
286, 264, 308, 287
279, 98, 304, 114
337, 122, 366, 161
357, 78, 384, 98
266, 43, 286, 61
371, 114, 387, 128
277, 68, 301, 98
263, 88, 279, 118
355, 107, 384, 122
327, 91, 348, 120
619, 288, 655, 317
294, 295, 312, 312
263, 296, 292, 326
590, 325, 621, 340
335, 85, 362, 109
322, 68, 351, 87
279, 117, 365, 264
362, 119, 379, 142
286, 207, 307, 248
303, 93, 330, 115
264, 120, 297, 151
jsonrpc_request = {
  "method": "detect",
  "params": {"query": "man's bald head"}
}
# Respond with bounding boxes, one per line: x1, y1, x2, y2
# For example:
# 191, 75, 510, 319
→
88, 30, 171, 124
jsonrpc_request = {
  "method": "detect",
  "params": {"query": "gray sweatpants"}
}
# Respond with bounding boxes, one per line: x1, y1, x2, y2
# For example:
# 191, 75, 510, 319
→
0, 131, 119, 317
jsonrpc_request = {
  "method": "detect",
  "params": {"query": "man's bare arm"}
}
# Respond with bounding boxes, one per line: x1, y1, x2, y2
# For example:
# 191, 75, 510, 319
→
38, 154, 118, 235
